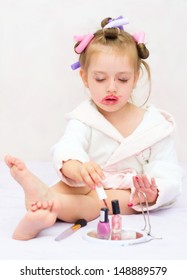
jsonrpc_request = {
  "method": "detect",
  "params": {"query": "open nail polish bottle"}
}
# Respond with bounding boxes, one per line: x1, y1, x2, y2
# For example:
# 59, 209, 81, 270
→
111, 200, 122, 234
97, 207, 110, 240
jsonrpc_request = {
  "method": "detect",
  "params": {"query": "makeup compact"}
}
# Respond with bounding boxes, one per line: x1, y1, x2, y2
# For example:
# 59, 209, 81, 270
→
84, 191, 162, 246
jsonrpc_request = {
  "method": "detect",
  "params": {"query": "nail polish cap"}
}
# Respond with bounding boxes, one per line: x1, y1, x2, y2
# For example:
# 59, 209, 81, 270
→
111, 199, 120, 214
96, 186, 107, 200
99, 207, 109, 222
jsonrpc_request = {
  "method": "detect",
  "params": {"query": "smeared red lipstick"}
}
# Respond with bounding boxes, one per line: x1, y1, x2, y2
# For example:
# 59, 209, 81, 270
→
101, 95, 119, 105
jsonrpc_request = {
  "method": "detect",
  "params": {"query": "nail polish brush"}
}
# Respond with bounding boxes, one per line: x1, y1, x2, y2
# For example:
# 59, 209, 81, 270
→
95, 186, 108, 208
55, 219, 87, 241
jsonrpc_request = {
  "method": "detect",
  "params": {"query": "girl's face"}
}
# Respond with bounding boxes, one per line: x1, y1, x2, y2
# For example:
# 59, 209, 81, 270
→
80, 50, 139, 114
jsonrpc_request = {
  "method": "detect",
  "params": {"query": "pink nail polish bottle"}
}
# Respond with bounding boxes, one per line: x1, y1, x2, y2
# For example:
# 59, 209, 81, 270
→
97, 208, 110, 240
111, 200, 122, 234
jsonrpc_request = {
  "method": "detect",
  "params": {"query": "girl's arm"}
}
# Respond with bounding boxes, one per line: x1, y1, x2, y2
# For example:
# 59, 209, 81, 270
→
132, 135, 183, 211
51, 119, 104, 187
51, 119, 90, 178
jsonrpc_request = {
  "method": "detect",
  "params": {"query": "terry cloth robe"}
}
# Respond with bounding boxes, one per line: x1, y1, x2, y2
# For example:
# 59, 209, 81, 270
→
51, 99, 183, 212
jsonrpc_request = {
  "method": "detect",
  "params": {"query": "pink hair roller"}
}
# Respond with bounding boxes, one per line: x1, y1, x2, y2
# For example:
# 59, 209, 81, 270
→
75, 33, 94, 53
73, 35, 85, 42
133, 32, 145, 44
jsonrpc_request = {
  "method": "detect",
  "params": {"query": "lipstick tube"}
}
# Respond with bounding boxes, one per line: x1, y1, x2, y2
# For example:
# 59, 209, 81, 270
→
97, 208, 110, 240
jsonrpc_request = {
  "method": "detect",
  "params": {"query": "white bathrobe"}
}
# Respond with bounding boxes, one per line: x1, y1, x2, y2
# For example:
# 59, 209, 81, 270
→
52, 99, 183, 211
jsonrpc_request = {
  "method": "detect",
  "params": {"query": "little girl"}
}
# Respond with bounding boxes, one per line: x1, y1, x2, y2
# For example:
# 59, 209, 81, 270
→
5, 16, 182, 240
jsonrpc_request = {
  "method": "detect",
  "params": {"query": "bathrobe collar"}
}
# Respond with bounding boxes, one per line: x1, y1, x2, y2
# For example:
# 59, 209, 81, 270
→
67, 99, 124, 142
66, 99, 175, 165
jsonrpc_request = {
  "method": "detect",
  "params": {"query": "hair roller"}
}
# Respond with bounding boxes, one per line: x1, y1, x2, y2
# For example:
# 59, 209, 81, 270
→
137, 43, 149, 59
101, 17, 112, 28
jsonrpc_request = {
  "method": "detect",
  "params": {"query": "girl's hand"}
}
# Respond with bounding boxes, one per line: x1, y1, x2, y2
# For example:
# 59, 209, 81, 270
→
78, 161, 105, 189
129, 174, 158, 207
62, 159, 105, 189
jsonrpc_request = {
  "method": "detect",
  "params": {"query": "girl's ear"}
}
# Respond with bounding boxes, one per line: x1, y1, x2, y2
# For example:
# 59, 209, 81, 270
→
79, 68, 88, 87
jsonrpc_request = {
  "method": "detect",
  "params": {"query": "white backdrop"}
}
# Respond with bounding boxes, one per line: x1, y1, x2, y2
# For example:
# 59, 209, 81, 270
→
0, 0, 187, 163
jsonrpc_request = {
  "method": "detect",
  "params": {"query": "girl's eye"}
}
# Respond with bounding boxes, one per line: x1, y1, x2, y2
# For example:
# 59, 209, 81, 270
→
95, 78, 105, 82
119, 79, 128, 83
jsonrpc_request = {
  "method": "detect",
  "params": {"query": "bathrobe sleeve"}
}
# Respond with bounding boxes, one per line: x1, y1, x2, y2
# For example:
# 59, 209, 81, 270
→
51, 119, 91, 184
133, 135, 183, 212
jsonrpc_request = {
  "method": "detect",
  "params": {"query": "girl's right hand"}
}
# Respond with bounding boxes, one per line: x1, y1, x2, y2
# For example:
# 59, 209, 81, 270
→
78, 161, 105, 189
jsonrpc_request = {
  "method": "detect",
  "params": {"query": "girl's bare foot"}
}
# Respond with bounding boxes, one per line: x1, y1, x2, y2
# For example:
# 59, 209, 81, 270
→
12, 200, 60, 240
130, 175, 158, 206
31, 200, 53, 211
5, 155, 51, 210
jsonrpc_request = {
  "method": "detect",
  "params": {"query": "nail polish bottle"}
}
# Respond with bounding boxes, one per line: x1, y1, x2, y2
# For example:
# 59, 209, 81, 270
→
111, 200, 122, 234
97, 208, 110, 240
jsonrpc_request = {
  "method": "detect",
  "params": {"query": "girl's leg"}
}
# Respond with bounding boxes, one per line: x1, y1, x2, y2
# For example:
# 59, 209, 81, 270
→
50, 181, 91, 196
4, 156, 104, 218
5, 155, 51, 210
12, 190, 102, 240
12, 201, 58, 240
4, 155, 139, 214
12, 187, 135, 240
5, 156, 103, 240
5, 155, 91, 210
5, 155, 135, 240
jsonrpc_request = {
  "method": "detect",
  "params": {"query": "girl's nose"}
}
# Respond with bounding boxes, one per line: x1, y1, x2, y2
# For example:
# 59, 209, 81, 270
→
107, 78, 117, 93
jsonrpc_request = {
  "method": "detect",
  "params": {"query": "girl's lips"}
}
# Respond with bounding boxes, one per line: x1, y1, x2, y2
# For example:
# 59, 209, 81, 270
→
100, 95, 119, 105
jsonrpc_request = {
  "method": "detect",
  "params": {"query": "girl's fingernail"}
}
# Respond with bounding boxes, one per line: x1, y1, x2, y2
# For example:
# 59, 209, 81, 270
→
135, 176, 139, 181
128, 202, 134, 207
